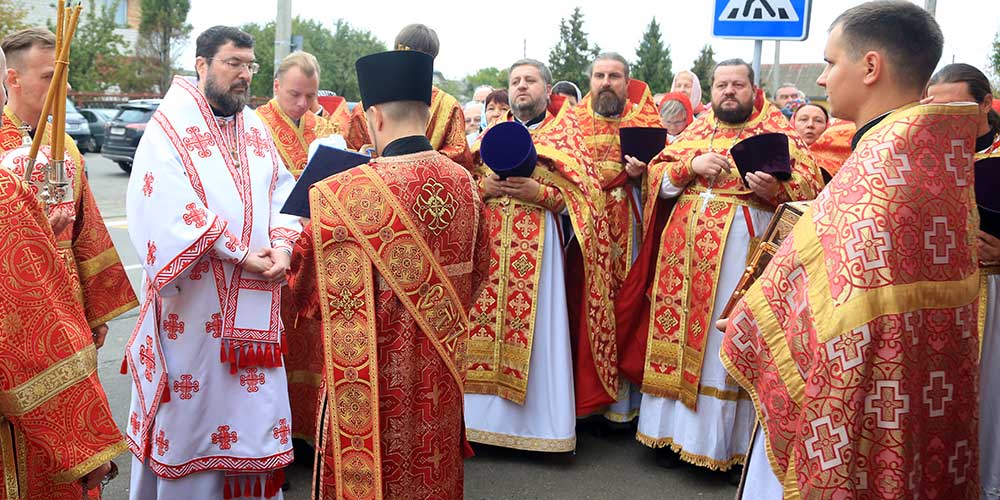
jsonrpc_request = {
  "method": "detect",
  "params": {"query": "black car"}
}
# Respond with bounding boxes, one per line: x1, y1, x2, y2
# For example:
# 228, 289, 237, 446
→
101, 99, 160, 174
79, 107, 117, 151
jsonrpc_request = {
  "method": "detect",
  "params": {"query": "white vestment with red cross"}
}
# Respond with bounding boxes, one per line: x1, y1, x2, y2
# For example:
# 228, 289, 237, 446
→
124, 76, 300, 491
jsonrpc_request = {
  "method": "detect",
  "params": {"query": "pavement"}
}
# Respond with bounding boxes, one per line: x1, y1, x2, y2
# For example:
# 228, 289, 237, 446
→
84, 153, 737, 500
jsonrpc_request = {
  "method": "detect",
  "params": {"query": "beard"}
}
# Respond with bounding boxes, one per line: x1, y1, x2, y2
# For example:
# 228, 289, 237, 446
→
511, 96, 546, 122
593, 89, 625, 117
205, 71, 250, 116
713, 96, 754, 124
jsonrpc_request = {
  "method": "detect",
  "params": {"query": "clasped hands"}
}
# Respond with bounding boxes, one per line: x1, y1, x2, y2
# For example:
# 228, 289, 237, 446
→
483, 175, 541, 202
691, 152, 780, 199
243, 247, 291, 281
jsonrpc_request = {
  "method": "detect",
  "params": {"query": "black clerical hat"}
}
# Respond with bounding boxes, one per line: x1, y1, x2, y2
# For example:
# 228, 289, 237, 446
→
975, 157, 1000, 238
355, 50, 433, 108
620, 127, 668, 164
480, 122, 537, 179
730, 133, 792, 181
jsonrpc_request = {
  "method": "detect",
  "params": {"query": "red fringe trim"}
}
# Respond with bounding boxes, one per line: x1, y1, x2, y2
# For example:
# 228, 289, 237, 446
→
161, 387, 171, 403
220, 340, 282, 371
120, 357, 128, 375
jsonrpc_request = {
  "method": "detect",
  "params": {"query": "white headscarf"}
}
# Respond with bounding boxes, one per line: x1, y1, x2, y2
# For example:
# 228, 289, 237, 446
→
673, 70, 702, 108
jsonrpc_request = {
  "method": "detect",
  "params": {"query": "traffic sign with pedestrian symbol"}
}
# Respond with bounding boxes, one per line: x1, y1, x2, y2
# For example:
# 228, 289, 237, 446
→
713, 0, 812, 40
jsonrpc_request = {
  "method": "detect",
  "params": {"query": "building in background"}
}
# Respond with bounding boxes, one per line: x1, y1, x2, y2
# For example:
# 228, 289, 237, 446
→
22, 0, 142, 48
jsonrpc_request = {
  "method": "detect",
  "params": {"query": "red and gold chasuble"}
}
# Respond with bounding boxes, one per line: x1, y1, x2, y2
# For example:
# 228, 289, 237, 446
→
617, 91, 823, 410
318, 95, 352, 135
722, 103, 981, 499
256, 98, 338, 443
573, 79, 662, 294
0, 169, 126, 500
256, 99, 339, 176
345, 87, 473, 169
809, 119, 856, 179
0, 109, 138, 328
289, 152, 485, 500
466, 99, 619, 413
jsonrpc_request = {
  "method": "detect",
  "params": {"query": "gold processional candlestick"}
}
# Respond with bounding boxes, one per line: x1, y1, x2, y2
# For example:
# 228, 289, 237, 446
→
24, 1, 81, 211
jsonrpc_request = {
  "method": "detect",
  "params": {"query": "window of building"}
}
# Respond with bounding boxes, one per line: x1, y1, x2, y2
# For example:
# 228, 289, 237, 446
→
101, 0, 128, 27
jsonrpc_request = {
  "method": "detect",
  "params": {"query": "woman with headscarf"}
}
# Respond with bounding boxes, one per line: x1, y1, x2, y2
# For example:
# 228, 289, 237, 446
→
670, 70, 706, 116
656, 92, 694, 143
552, 80, 583, 107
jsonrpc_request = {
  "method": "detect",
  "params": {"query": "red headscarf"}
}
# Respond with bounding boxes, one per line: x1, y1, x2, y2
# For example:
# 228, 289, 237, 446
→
657, 91, 694, 129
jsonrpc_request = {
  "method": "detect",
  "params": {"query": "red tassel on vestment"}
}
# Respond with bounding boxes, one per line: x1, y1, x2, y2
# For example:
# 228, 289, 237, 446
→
223, 478, 232, 499
120, 357, 128, 374
161, 387, 171, 403
253, 476, 262, 497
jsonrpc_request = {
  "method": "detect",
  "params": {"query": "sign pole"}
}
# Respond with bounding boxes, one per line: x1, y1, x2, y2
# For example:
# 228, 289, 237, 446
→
752, 39, 763, 86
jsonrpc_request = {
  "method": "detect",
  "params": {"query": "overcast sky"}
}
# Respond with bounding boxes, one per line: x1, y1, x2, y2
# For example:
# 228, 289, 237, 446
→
180, 0, 999, 82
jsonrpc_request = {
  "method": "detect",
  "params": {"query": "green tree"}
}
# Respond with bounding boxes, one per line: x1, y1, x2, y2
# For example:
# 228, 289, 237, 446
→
240, 18, 384, 101
66, 0, 127, 91
138, 0, 192, 93
690, 44, 716, 104
632, 17, 672, 94
991, 30, 1000, 94
466, 67, 509, 92
548, 7, 600, 94
0, 0, 29, 40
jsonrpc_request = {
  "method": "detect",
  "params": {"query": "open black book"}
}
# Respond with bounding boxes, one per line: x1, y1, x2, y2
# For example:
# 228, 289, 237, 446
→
280, 145, 371, 218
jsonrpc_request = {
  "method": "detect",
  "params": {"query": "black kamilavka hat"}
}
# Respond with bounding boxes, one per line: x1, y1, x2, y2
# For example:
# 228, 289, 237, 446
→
355, 50, 433, 108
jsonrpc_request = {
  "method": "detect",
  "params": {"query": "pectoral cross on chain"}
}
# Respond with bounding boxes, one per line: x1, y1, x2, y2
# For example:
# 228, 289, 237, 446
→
698, 189, 715, 214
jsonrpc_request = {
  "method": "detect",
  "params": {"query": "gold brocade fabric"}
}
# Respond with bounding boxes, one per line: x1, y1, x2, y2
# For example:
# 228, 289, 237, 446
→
0, 169, 126, 500
466, 100, 619, 404
639, 91, 823, 409
0, 109, 138, 329
255, 99, 339, 177
574, 79, 663, 296
722, 103, 981, 499
345, 86, 473, 169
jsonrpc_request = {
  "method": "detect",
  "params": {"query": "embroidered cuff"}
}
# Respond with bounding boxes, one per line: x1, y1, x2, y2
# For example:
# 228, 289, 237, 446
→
666, 156, 697, 188
535, 184, 565, 213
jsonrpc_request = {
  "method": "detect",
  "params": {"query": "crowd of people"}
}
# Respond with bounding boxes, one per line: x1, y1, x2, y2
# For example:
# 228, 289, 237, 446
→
1, 1, 999, 499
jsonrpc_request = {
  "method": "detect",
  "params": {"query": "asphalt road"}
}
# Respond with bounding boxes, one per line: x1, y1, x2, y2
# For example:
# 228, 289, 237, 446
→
84, 152, 736, 500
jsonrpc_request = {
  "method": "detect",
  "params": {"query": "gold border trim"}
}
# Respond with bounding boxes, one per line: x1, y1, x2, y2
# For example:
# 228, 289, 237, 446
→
76, 247, 121, 279
88, 299, 140, 329
52, 440, 127, 484
466, 428, 575, 453
635, 432, 745, 471
1, 419, 18, 500
0, 345, 97, 416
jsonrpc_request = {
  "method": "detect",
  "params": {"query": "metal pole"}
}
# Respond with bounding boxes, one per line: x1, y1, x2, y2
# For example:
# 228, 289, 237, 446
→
924, 0, 936, 16
752, 39, 762, 87
771, 40, 781, 98
274, 0, 292, 72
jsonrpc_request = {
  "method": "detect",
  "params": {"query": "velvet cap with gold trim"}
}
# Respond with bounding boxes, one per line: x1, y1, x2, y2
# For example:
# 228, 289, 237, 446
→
480, 121, 536, 179
620, 126, 668, 164
355, 50, 433, 109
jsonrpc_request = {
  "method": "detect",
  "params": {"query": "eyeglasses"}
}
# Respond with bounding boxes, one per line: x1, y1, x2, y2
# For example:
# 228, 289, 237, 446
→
208, 57, 260, 75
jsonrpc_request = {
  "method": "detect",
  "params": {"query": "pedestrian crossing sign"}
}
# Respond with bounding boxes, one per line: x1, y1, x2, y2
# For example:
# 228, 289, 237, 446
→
713, 0, 812, 40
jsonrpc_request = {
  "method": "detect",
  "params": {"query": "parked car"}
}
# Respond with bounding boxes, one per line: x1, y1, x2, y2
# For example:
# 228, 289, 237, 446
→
65, 98, 95, 152
79, 107, 117, 151
101, 99, 160, 174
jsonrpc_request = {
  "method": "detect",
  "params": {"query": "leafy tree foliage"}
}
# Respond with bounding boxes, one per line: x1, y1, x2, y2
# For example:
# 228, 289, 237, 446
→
632, 17, 672, 94
690, 44, 716, 104
547, 7, 600, 93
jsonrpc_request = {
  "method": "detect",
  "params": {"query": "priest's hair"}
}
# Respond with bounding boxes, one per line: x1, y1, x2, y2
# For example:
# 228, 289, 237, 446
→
373, 101, 431, 127
1, 28, 54, 71
930, 63, 1000, 131
509, 59, 552, 86
831, 0, 942, 91
395, 24, 440, 59
276, 51, 320, 80
590, 52, 630, 79
712, 59, 755, 87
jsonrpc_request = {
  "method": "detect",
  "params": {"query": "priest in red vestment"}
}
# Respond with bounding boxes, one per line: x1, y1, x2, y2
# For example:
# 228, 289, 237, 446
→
0, 165, 126, 499
255, 50, 338, 449
1, 28, 137, 342
288, 49, 487, 500
344, 24, 471, 169
464, 58, 617, 451
573, 53, 662, 420
722, 4, 981, 497
615, 59, 823, 476
316, 94, 351, 136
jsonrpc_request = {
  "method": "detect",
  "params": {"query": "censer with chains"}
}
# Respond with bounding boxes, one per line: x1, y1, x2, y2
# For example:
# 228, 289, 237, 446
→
0, 2, 82, 214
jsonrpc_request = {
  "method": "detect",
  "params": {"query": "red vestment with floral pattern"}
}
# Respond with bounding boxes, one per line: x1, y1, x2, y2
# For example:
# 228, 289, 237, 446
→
0, 169, 126, 500
0, 109, 138, 329
289, 151, 487, 500
466, 98, 619, 416
345, 87, 473, 169
616, 91, 823, 411
722, 103, 982, 499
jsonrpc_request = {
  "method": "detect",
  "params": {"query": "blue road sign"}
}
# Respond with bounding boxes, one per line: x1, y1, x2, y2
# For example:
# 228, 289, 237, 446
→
713, 0, 812, 41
